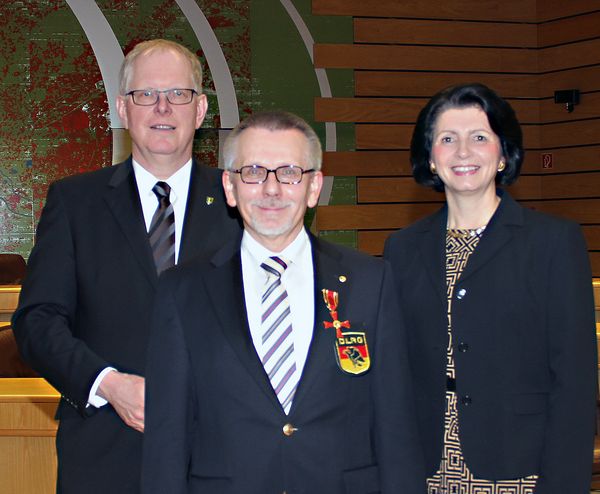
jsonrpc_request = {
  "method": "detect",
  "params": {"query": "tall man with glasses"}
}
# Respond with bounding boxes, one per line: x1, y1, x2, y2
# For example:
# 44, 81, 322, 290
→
13, 39, 241, 493
142, 111, 425, 493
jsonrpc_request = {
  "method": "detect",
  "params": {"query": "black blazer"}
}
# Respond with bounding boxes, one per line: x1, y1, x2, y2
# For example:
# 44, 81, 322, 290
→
384, 191, 597, 493
142, 234, 425, 494
12, 158, 242, 494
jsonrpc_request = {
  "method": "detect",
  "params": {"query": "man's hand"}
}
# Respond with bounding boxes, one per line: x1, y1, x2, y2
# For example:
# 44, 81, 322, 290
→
98, 371, 145, 433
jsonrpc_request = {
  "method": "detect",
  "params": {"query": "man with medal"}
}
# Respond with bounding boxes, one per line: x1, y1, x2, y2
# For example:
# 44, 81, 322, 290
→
142, 111, 425, 493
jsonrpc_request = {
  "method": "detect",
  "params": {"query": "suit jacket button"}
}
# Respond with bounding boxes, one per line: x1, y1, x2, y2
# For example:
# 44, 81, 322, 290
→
461, 395, 472, 406
282, 423, 297, 436
456, 288, 466, 299
458, 342, 469, 352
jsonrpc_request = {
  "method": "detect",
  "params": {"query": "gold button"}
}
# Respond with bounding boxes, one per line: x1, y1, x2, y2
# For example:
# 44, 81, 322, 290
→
282, 423, 296, 436
339, 275, 347, 282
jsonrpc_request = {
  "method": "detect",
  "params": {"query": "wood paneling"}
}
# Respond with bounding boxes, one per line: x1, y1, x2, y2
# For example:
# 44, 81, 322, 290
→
358, 226, 600, 258
317, 199, 600, 231
540, 66, 600, 97
539, 38, 600, 73
583, 225, 600, 250
316, 203, 442, 231
355, 124, 540, 150
355, 72, 540, 98
312, 1, 600, 274
537, 1, 600, 22
542, 172, 600, 199
354, 18, 536, 47
357, 230, 394, 256
322, 150, 599, 178
538, 11, 600, 47
313, 0, 536, 21
540, 120, 600, 149
316, 97, 540, 124
314, 44, 538, 72
323, 151, 411, 177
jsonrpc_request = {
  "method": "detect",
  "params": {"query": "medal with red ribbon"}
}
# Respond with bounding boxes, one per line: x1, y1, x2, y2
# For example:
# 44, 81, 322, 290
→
322, 289, 371, 375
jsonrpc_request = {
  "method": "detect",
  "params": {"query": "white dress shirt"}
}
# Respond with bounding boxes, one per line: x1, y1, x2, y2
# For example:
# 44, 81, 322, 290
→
87, 159, 192, 407
241, 228, 315, 381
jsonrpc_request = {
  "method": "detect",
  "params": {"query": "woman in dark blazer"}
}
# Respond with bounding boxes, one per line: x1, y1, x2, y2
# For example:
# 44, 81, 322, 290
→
384, 83, 597, 493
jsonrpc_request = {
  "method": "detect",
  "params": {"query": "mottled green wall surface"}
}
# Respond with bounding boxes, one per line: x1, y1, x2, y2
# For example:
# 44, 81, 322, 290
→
0, 1, 352, 259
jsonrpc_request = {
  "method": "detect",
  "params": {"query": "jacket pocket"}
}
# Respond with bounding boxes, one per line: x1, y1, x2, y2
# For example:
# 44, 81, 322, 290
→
343, 464, 380, 494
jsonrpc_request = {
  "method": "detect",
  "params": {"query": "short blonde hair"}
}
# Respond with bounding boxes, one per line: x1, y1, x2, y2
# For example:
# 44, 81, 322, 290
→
222, 111, 323, 171
119, 39, 203, 95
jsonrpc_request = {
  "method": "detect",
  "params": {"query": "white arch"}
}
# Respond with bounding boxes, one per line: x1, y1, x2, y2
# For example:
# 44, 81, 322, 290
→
278, 0, 336, 205
175, 0, 240, 128
65, 0, 124, 128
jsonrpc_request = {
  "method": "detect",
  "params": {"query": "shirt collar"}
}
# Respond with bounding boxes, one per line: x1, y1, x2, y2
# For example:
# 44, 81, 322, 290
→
241, 228, 311, 269
132, 158, 192, 205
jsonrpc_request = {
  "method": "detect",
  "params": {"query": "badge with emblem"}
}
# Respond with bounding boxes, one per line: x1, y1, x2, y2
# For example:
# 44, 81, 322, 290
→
322, 289, 370, 375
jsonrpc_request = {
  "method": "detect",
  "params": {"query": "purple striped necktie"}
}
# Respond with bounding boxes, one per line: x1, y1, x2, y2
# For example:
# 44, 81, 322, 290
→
260, 256, 297, 414
149, 181, 175, 274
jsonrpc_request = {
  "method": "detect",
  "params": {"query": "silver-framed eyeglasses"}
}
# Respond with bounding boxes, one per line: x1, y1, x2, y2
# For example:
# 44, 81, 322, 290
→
232, 165, 316, 185
126, 88, 198, 106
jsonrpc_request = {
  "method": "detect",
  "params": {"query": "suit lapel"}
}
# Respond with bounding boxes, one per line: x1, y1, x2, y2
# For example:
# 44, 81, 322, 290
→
455, 191, 523, 284
179, 161, 226, 263
418, 208, 447, 308
204, 241, 283, 411
103, 159, 157, 287
289, 237, 346, 413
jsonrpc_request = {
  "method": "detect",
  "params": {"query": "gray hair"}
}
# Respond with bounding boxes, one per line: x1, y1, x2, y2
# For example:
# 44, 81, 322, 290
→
118, 39, 203, 95
221, 111, 323, 171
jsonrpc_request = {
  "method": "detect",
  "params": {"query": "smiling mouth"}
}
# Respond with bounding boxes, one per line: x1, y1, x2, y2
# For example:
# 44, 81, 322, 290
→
150, 124, 175, 130
452, 165, 479, 173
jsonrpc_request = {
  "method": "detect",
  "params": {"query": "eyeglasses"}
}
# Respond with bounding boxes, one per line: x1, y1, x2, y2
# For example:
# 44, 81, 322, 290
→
126, 88, 198, 106
232, 165, 316, 185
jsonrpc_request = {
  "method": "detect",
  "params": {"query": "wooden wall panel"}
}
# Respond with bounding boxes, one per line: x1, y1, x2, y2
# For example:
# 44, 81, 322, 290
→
322, 151, 411, 177
537, 1, 600, 22
313, 0, 536, 21
355, 72, 539, 98
540, 66, 600, 97
312, 1, 600, 274
355, 124, 540, 150
316, 97, 540, 124
539, 39, 600, 73
359, 226, 600, 258
314, 44, 538, 72
540, 120, 600, 149
318, 200, 600, 233
316, 203, 442, 231
538, 11, 600, 47
354, 18, 536, 47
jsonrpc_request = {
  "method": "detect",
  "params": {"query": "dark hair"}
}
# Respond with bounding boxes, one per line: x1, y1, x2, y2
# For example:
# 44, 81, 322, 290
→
410, 83, 523, 192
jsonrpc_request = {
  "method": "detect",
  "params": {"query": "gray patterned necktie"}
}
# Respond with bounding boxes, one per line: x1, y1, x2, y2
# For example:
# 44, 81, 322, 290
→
149, 181, 175, 274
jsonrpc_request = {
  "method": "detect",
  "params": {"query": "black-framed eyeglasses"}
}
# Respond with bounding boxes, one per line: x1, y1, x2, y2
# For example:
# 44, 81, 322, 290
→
126, 88, 198, 106
232, 165, 316, 185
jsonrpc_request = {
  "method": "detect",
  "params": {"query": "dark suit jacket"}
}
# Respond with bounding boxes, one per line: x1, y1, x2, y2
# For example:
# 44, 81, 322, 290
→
12, 158, 242, 494
142, 233, 425, 494
384, 191, 597, 494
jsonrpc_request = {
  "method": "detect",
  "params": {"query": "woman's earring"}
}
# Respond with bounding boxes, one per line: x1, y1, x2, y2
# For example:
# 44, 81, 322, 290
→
497, 161, 506, 172
430, 162, 437, 174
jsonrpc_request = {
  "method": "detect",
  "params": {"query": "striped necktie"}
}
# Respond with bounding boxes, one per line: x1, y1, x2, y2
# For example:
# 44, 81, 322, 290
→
149, 181, 175, 274
260, 256, 297, 414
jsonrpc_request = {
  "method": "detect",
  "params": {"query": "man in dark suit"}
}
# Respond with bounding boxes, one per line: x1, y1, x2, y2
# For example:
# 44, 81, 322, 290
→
142, 111, 425, 494
12, 39, 241, 493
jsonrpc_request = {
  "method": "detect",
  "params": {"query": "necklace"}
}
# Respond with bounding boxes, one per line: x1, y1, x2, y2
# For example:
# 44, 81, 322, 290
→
446, 225, 487, 238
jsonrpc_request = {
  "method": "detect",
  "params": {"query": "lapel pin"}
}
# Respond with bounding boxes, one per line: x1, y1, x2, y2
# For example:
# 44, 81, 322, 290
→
338, 275, 347, 283
206, 196, 214, 205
